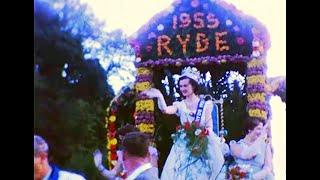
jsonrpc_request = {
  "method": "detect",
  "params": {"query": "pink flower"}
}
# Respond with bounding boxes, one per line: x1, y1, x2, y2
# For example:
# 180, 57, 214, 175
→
237, 37, 245, 45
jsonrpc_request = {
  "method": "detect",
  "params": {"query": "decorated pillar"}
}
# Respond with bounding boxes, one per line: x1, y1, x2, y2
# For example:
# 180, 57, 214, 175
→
246, 28, 270, 122
134, 67, 156, 136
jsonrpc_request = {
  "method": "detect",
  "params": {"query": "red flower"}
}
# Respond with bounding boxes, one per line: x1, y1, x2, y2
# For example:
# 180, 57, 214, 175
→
176, 125, 182, 131
239, 171, 246, 178
110, 108, 117, 115
110, 144, 117, 151
184, 122, 191, 130
200, 128, 209, 136
109, 123, 116, 132
110, 153, 118, 160
108, 131, 116, 139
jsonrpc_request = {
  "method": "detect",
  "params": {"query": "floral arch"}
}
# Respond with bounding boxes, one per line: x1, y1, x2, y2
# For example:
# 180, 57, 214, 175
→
104, 0, 285, 169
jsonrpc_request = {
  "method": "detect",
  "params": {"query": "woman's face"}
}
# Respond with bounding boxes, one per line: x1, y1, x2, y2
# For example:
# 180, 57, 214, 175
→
179, 78, 194, 97
34, 153, 46, 179
249, 122, 263, 140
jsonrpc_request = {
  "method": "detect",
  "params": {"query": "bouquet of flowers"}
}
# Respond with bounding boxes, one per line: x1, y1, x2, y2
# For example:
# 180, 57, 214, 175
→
171, 121, 209, 158
228, 164, 252, 180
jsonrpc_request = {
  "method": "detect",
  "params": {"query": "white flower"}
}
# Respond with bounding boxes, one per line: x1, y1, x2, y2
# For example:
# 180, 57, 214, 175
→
233, 26, 240, 32
252, 40, 260, 47
180, 133, 186, 139
171, 134, 176, 138
157, 24, 164, 31
148, 32, 156, 39
252, 51, 260, 57
226, 19, 233, 26
135, 57, 141, 63
195, 129, 202, 136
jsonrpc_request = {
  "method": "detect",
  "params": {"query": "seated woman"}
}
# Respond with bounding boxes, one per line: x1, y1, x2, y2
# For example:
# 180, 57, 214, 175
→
93, 124, 158, 179
230, 118, 274, 180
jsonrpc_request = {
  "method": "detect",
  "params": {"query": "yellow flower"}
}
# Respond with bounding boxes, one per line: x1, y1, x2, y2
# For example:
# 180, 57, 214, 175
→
137, 67, 151, 75
248, 93, 266, 102
247, 75, 266, 85
135, 82, 151, 92
248, 109, 267, 120
110, 138, 118, 145
135, 99, 154, 112
109, 115, 116, 122
137, 123, 155, 133
247, 59, 266, 68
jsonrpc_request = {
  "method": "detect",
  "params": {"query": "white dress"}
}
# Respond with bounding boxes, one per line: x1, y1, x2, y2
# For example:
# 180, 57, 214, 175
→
160, 100, 225, 180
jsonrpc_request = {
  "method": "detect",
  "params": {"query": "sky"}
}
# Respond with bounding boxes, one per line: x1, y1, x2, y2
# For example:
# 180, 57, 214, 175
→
79, 0, 286, 179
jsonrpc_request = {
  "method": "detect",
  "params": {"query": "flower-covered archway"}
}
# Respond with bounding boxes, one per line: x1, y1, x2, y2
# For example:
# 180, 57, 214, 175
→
104, 0, 285, 169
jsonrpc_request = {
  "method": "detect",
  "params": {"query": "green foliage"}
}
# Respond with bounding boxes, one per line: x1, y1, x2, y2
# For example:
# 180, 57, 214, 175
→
223, 80, 247, 142
34, 0, 115, 178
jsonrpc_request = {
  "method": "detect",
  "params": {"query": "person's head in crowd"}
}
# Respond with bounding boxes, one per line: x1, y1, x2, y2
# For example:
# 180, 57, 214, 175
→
117, 124, 139, 143
122, 132, 150, 159
34, 135, 50, 179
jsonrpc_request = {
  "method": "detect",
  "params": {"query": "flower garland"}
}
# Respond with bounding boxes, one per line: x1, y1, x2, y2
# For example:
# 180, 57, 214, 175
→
105, 84, 136, 169
135, 67, 156, 135
105, 100, 119, 169
246, 37, 269, 121
135, 55, 251, 68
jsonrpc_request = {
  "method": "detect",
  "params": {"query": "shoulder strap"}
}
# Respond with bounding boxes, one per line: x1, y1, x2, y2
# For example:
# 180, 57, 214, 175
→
194, 99, 205, 122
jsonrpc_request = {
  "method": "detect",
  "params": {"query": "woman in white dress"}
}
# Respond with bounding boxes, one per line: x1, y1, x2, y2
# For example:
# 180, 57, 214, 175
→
230, 118, 274, 180
142, 67, 225, 180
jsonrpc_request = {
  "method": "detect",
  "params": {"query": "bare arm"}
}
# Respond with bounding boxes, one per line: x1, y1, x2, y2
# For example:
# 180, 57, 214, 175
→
141, 88, 178, 115
93, 149, 118, 179
252, 143, 273, 180
230, 141, 257, 160
204, 101, 214, 130
231, 121, 269, 159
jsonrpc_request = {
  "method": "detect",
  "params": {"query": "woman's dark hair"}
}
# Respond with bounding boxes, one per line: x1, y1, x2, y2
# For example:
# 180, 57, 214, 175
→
245, 117, 265, 134
177, 76, 200, 97
123, 132, 150, 157
117, 124, 139, 136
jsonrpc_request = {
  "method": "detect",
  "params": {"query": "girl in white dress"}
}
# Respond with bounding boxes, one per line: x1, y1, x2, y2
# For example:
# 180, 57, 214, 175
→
142, 67, 225, 180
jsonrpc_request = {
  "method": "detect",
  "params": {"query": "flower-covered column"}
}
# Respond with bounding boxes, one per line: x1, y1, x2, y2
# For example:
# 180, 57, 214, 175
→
135, 67, 156, 136
246, 34, 269, 121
